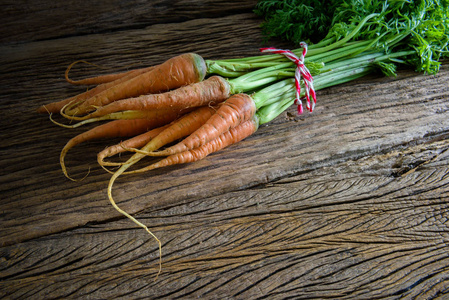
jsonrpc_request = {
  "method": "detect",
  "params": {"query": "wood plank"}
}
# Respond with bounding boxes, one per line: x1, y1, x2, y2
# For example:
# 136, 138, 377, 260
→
2, 138, 448, 298
0, 0, 258, 43
1, 1, 449, 298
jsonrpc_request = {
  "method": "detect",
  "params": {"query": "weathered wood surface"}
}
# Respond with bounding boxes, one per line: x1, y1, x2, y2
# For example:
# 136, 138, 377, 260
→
1, 1, 449, 299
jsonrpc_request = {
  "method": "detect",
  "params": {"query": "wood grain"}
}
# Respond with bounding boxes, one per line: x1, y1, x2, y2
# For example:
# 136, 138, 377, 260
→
1, 1, 449, 298
2, 138, 448, 298
0, 0, 258, 43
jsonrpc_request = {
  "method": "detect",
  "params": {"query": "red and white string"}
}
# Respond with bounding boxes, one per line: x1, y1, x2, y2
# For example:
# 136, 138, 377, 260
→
260, 42, 316, 114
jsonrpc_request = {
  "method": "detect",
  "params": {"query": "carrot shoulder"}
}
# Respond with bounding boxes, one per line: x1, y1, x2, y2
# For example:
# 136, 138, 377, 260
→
150, 93, 256, 156
64, 53, 207, 116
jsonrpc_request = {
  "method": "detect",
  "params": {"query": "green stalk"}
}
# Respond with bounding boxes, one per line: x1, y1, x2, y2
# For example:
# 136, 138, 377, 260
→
207, 38, 381, 79
294, 13, 380, 57
219, 36, 337, 64
205, 14, 380, 77
252, 78, 296, 109
254, 48, 418, 125
256, 94, 294, 125
227, 62, 294, 93
220, 43, 391, 94
255, 65, 373, 125
212, 13, 378, 67
307, 40, 374, 63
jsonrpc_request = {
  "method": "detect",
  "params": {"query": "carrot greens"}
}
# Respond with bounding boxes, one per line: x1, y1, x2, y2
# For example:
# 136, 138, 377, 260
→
254, 0, 449, 74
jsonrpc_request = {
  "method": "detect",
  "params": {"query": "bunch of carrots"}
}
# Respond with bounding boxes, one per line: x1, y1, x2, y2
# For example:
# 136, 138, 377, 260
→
39, 3, 448, 276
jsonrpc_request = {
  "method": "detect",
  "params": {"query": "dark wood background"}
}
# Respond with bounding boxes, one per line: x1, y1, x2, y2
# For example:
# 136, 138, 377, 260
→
1, 1, 449, 298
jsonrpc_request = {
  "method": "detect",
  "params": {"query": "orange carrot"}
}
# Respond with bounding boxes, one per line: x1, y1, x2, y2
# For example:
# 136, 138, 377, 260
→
105, 115, 259, 278
60, 114, 177, 180
62, 76, 229, 121
64, 60, 156, 85
150, 93, 256, 156
126, 115, 259, 174
63, 53, 207, 116
37, 65, 158, 114
97, 124, 170, 167
52, 107, 184, 128
115, 106, 217, 160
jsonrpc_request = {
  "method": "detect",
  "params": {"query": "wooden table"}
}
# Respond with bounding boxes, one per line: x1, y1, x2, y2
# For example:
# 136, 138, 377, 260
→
2, 1, 449, 298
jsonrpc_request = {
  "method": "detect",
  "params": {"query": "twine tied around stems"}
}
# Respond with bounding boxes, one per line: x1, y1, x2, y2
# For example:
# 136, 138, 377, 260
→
260, 42, 316, 114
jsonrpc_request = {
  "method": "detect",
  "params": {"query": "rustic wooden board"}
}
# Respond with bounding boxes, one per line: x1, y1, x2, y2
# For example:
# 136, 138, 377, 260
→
0, 0, 257, 43
1, 1, 449, 298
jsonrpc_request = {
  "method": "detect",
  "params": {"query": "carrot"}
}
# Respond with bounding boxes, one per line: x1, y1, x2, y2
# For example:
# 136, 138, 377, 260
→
149, 93, 256, 156
62, 75, 229, 121
63, 53, 207, 116
97, 124, 170, 167
128, 115, 259, 174
37, 65, 157, 114
105, 115, 259, 278
113, 105, 217, 162
64, 60, 156, 85
60, 115, 177, 180
52, 107, 184, 128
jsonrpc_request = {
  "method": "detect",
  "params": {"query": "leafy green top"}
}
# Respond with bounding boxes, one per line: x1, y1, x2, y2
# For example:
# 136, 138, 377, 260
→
253, 0, 343, 43
255, 0, 449, 74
